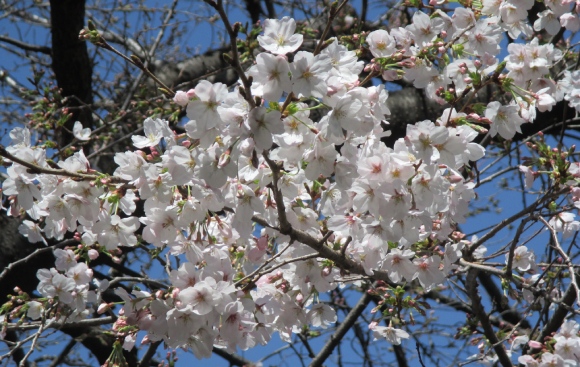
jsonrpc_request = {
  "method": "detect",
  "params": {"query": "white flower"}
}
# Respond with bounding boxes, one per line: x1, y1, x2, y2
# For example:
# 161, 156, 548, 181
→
406, 11, 441, 47
54, 249, 77, 271
506, 246, 534, 271
178, 281, 219, 315
186, 80, 227, 130
248, 107, 283, 150
93, 215, 139, 250
366, 30, 396, 58
413, 256, 445, 291
73, 121, 91, 141
132, 118, 172, 148
383, 249, 417, 283
533, 10, 561, 35
548, 212, 580, 240
258, 17, 303, 55
27, 301, 43, 320
249, 53, 292, 101
18, 220, 46, 245
485, 101, 525, 140
307, 304, 337, 328
370, 324, 410, 345
303, 141, 337, 180
290, 51, 331, 99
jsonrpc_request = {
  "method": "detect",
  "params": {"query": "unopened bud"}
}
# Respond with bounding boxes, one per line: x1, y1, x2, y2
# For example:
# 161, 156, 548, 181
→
88, 249, 99, 260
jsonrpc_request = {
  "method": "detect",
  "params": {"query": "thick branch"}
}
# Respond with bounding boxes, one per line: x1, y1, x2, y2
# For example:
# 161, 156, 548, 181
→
466, 268, 512, 367
309, 288, 373, 367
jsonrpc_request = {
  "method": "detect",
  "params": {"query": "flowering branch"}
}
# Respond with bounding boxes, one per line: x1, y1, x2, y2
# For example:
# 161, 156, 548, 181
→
504, 218, 529, 280
262, 151, 393, 283
0, 145, 128, 184
235, 239, 294, 287
0, 239, 77, 285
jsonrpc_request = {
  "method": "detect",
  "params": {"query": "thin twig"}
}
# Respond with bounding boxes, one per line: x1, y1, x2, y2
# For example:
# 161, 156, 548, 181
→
48, 338, 77, 367
241, 253, 320, 292
0, 35, 51, 54
235, 239, 294, 287
212, 347, 255, 366
18, 315, 53, 366
120, 0, 179, 111
466, 188, 566, 257
108, 277, 169, 290
538, 216, 580, 306
416, 343, 427, 367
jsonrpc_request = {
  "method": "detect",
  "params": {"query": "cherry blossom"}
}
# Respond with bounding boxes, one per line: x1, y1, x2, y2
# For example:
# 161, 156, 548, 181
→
258, 17, 303, 55
3, 8, 580, 365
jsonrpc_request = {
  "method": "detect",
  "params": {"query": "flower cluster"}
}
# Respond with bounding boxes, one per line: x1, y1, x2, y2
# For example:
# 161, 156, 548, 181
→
516, 320, 580, 367
1, 6, 580, 364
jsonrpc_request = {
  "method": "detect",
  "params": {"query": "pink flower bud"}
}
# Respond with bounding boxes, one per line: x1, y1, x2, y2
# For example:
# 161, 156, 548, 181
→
173, 91, 189, 107
528, 340, 543, 349
88, 249, 99, 260
172, 288, 180, 298
97, 303, 110, 314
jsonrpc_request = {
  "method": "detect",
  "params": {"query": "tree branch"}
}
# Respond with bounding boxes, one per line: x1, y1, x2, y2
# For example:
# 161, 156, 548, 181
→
466, 268, 512, 367
212, 347, 256, 366
309, 287, 373, 367
0, 35, 51, 55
